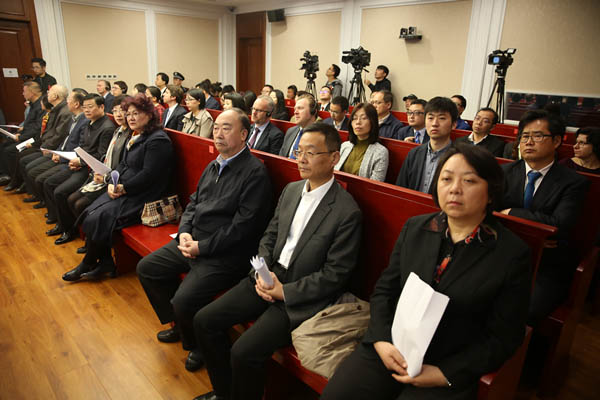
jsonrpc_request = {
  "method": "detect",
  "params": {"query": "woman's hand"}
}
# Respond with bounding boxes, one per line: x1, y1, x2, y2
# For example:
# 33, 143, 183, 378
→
393, 364, 449, 388
107, 184, 125, 199
93, 173, 104, 184
374, 341, 408, 377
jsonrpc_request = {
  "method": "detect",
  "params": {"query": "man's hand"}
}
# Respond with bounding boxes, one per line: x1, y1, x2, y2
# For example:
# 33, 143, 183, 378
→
25, 142, 32, 149
177, 233, 199, 259
68, 157, 81, 171
374, 341, 408, 377
93, 173, 105, 184
500, 208, 511, 215
42, 149, 50, 156
394, 364, 448, 388
15, 133, 20, 142
52, 154, 60, 163
404, 136, 415, 143
107, 183, 125, 199
364, 78, 372, 86
255, 272, 284, 302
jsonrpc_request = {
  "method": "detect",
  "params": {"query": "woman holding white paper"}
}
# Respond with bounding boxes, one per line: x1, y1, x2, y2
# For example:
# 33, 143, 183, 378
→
322, 143, 532, 399
62, 94, 173, 281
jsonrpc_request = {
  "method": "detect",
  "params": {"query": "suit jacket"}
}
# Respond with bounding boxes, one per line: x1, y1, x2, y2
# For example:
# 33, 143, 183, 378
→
163, 104, 187, 130
248, 121, 284, 155
103, 93, 114, 113
20, 97, 44, 142
396, 125, 430, 144
335, 141, 389, 182
38, 100, 73, 150
257, 180, 362, 328
455, 134, 504, 157
395, 143, 429, 192
279, 125, 302, 158
319, 102, 330, 112
364, 212, 531, 391
205, 96, 221, 110
323, 117, 349, 131
79, 114, 116, 165
378, 113, 403, 139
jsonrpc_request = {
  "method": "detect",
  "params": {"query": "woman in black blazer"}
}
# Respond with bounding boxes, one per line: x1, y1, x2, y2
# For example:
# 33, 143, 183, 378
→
62, 94, 174, 282
322, 144, 532, 400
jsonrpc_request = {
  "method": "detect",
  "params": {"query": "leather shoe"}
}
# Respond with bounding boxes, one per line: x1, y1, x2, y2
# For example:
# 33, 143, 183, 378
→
15, 183, 27, 194
80, 259, 117, 280
62, 262, 95, 282
3, 183, 16, 192
193, 392, 227, 400
76, 245, 87, 254
0, 176, 10, 186
157, 327, 180, 343
34, 202, 46, 209
185, 350, 205, 371
23, 195, 39, 203
46, 225, 62, 236
46, 217, 57, 224
55, 231, 76, 245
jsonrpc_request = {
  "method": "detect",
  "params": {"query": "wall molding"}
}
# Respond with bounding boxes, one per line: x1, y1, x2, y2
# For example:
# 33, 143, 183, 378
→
144, 9, 158, 84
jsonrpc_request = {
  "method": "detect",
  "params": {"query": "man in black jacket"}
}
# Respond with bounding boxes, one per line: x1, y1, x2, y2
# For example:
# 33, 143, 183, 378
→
137, 108, 273, 372
32, 57, 57, 94
454, 108, 504, 157
162, 85, 186, 130
365, 65, 392, 93
247, 95, 283, 154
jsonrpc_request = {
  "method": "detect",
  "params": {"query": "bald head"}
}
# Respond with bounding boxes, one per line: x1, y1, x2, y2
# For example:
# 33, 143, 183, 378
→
49, 84, 68, 105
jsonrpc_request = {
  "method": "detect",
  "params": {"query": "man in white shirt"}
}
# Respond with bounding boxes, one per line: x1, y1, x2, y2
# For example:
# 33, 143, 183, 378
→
279, 94, 318, 158
155, 72, 169, 96
192, 122, 362, 400
318, 85, 332, 111
247, 95, 283, 154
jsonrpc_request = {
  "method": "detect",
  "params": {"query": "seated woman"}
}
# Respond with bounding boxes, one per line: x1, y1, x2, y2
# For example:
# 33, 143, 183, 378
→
62, 94, 174, 282
335, 103, 389, 182
560, 127, 600, 174
243, 90, 257, 114
269, 89, 290, 121
322, 144, 531, 400
222, 92, 246, 112
145, 86, 165, 123
178, 89, 214, 138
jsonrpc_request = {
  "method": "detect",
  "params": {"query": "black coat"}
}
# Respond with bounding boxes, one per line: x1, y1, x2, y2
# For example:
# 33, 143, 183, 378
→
20, 97, 44, 142
322, 117, 349, 131
455, 134, 505, 157
81, 129, 174, 245
163, 104, 187, 130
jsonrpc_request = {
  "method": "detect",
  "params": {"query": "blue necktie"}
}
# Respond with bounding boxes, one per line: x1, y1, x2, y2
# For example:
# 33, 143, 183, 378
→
523, 171, 542, 209
414, 130, 420, 144
290, 129, 303, 159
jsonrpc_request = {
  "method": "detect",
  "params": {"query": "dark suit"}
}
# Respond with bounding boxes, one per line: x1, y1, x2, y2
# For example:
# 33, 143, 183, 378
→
379, 113, 404, 139
248, 122, 284, 155
396, 125, 429, 143
193, 179, 362, 400
103, 93, 114, 113
323, 116, 349, 131
319, 102, 331, 112
205, 96, 221, 110
455, 134, 504, 157
322, 212, 531, 400
501, 160, 589, 324
279, 125, 302, 158
162, 104, 186, 130
395, 143, 428, 192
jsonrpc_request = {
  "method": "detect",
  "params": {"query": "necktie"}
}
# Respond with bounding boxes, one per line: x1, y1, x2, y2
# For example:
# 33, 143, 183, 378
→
248, 127, 259, 148
414, 130, 420, 144
290, 129, 303, 159
523, 171, 542, 209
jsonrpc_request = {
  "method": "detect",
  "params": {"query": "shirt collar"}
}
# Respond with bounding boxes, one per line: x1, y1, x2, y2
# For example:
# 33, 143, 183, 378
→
302, 176, 335, 199
468, 132, 488, 145
254, 121, 269, 131
378, 113, 391, 125
525, 160, 554, 178
427, 140, 452, 156
427, 212, 498, 243
216, 146, 248, 174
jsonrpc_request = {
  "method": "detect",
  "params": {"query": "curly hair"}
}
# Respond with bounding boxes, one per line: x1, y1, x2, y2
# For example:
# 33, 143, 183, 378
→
121, 93, 162, 135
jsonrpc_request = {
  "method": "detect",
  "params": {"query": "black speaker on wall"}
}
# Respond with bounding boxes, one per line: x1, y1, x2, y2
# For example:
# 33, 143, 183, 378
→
267, 9, 285, 22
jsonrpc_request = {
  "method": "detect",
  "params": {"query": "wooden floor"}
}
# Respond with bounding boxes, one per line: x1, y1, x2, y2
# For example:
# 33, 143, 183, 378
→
1, 189, 599, 399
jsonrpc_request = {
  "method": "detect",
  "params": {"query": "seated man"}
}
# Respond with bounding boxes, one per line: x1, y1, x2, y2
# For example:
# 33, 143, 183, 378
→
137, 108, 273, 371
451, 95, 471, 130
192, 122, 362, 400
319, 86, 332, 111
279, 94, 318, 158
371, 90, 403, 139
96, 80, 114, 112
499, 109, 589, 325
247, 95, 284, 154
396, 96, 456, 193
323, 96, 350, 131
402, 94, 417, 110
455, 107, 504, 157
365, 65, 391, 93
200, 80, 221, 110
162, 85, 186, 130
155, 72, 169, 96
260, 84, 273, 96
324, 64, 343, 98
286, 85, 297, 100
396, 99, 428, 144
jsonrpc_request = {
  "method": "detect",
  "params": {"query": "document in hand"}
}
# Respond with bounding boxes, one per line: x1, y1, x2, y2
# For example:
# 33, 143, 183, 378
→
250, 256, 274, 287
74, 147, 111, 175
391, 272, 449, 377
41, 148, 77, 160
16, 138, 35, 152
0, 127, 17, 140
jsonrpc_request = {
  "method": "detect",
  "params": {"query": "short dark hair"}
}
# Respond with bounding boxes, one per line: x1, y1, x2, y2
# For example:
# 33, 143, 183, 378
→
377, 65, 389, 76
303, 122, 342, 152
198, 79, 212, 93
410, 99, 427, 109
114, 80, 128, 94
222, 84, 235, 93
156, 72, 169, 84
518, 109, 564, 140
331, 64, 341, 78
225, 92, 247, 111
576, 127, 600, 161
477, 107, 499, 125
186, 88, 206, 109
134, 83, 147, 94
288, 85, 298, 95
349, 103, 379, 145
31, 57, 46, 67
425, 96, 458, 122
146, 86, 161, 102
331, 95, 349, 112
452, 95, 467, 109
112, 94, 128, 109
431, 143, 504, 214
83, 93, 105, 107
379, 90, 394, 107
263, 84, 274, 91
99, 80, 111, 90
166, 84, 184, 103
121, 93, 162, 135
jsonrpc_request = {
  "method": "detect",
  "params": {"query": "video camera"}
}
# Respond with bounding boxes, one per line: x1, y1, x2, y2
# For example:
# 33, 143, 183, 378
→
342, 46, 371, 72
300, 50, 319, 81
487, 48, 516, 69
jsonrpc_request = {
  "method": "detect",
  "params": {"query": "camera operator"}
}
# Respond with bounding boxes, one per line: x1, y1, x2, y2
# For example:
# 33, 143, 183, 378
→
365, 65, 391, 93
324, 64, 343, 98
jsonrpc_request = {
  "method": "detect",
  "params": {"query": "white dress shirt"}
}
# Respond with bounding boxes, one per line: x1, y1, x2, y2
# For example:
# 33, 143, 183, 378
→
277, 177, 335, 268
524, 160, 554, 195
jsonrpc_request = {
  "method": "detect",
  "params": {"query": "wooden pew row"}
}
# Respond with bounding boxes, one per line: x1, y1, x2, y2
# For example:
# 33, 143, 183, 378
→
112, 129, 558, 400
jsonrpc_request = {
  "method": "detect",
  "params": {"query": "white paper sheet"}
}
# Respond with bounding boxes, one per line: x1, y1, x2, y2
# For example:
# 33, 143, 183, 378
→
16, 138, 34, 152
74, 146, 111, 175
0, 127, 17, 140
0, 124, 21, 129
41, 148, 77, 161
250, 256, 274, 287
391, 272, 449, 377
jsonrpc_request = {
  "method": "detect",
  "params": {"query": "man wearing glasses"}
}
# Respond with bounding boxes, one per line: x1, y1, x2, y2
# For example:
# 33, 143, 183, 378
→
454, 107, 504, 156
397, 99, 428, 143
192, 122, 362, 400
247, 95, 283, 154
500, 109, 589, 325
323, 96, 350, 131
370, 90, 403, 139
318, 85, 333, 111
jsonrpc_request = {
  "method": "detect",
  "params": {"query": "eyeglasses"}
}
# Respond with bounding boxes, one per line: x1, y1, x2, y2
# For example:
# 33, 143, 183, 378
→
519, 133, 553, 143
351, 116, 369, 123
574, 141, 590, 147
252, 107, 269, 113
292, 150, 333, 160
126, 111, 140, 119
185, 97, 198, 102
406, 111, 424, 117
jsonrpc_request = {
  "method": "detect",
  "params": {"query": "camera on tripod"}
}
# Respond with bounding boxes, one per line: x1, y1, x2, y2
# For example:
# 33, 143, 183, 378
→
486, 48, 517, 124
342, 46, 371, 71
487, 48, 516, 69
300, 50, 319, 80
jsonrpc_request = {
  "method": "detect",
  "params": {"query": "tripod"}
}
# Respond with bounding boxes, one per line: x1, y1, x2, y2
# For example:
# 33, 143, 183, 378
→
487, 65, 507, 123
347, 68, 367, 106
305, 72, 317, 97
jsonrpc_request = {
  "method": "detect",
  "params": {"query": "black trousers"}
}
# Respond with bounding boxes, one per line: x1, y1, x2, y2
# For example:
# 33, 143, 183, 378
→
193, 276, 293, 400
321, 343, 474, 400
0, 141, 17, 176
68, 187, 105, 221
43, 166, 88, 231
33, 164, 65, 211
11, 147, 41, 186
136, 239, 248, 350
24, 155, 56, 197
